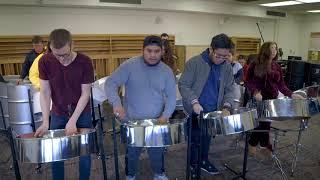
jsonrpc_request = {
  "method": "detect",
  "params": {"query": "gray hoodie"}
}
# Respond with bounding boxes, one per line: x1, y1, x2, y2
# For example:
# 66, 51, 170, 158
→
178, 54, 235, 115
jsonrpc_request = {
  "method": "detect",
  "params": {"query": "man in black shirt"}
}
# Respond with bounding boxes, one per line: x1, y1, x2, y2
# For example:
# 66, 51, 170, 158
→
17, 35, 44, 84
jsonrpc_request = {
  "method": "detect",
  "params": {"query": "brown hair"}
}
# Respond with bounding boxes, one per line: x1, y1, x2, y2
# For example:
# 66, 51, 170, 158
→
49, 29, 72, 49
254, 42, 278, 77
162, 40, 178, 74
32, 35, 43, 44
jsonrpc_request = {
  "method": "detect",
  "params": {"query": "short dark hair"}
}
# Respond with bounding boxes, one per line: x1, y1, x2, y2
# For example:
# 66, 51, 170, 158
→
247, 54, 257, 65
143, 35, 162, 48
238, 54, 246, 60
160, 33, 169, 38
210, 33, 234, 50
49, 29, 72, 49
32, 35, 43, 44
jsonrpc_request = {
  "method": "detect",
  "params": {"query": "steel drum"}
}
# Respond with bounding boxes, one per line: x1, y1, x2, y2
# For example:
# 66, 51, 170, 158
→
263, 99, 310, 121
233, 84, 245, 109
7, 84, 43, 135
15, 129, 97, 163
0, 82, 9, 129
293, 85, 320, 115
3, 75, 30, 84
120, 111, 187, 147
203, 107, 257, 136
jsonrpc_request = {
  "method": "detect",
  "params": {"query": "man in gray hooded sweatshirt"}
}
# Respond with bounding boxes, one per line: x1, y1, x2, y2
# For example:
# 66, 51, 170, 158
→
179, 33, 234, 178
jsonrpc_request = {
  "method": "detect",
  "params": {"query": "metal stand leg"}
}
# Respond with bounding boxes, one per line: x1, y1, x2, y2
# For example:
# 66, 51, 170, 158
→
272, 129, 288, 180
195, 112, 203, 179
97, 104, 108, 180
27, 90, 42, 174
112, 115, 120, 180
291, 119, 306, 176
3, 127, 21, 180
241, 132, 249, 179
185, 116, 192, 180
224, 131, 250, 180
0, 101, 7, 130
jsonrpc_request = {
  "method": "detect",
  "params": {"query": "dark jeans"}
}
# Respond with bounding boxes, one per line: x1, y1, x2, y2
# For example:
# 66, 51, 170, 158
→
248, 121, 271, 148
125, 146, 165, 176
50, 112, 92, 180
187, 116, 212, 165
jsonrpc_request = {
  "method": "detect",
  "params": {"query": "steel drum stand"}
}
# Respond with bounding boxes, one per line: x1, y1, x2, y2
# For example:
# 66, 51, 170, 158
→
224, 131, 250, 180
185, 112, 202, 180
27, 89, 42, 174
95, 104, 108, 180
290, 118, 309, 176
271, 118, 310, 178
0, 101, 21, 180
111, 114, 120, 180
90, 88, 108, 180
270, 128, 289, 180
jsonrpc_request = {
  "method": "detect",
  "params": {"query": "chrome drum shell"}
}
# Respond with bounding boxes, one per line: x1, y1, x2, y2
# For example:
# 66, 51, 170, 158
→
263, 99, 310, 121
15, 129, 97, 163
203, 108, 258, 136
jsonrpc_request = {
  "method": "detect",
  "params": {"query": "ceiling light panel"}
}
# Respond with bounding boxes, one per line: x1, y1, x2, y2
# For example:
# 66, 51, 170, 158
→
260, 1, 303, 7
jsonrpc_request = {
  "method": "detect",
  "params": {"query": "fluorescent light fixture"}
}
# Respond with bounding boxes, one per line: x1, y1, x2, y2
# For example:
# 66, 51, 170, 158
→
297, 0, 320, 3
260, 1, 302, 7
307, 10, 320, 12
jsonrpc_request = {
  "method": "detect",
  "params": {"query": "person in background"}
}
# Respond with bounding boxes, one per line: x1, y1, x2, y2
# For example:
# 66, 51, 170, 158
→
17, 35, 44, 84
245, 42, 304, 159
34, 29, 94, 180
242, 54, 257, 107
160, 33, 169, 41
29, 41, 52, 127
162, 40, 180, 75
243, 54, 257, 83
29, 42, 51, 90
179, 33, 234, 178
105, 35, 176, 180
238, 54, 246, 67
228, 51, 243, 85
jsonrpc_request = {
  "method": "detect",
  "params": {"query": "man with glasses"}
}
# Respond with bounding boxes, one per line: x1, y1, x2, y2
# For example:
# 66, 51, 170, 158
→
18, 35, 45, 84
178, 33, 234, 178
34, 29, 94, 180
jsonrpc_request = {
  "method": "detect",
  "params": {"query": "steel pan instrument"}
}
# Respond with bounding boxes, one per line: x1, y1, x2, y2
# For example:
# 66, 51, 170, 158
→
120, 111, 186, 147
15, 129, 97, 163
203, 107, 257, 136
263, 98, 310, 121
293, 85, 320, 115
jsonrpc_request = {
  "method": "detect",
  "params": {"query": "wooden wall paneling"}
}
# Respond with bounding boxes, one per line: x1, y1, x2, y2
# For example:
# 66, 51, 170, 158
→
175, 45, 186, 72
0, 34, 175, 77
231, 37, 261, 56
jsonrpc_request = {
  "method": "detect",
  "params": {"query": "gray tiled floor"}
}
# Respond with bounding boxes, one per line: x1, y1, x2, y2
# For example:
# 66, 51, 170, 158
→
1, 106, 320, 180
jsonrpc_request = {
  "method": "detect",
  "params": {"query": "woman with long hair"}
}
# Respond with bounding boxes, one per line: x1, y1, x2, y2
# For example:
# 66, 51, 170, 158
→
245, 42, 304, 158
162, 40, 179, 75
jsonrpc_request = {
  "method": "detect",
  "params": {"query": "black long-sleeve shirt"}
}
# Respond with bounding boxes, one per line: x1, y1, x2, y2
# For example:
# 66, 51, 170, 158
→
20, 49, 40, 79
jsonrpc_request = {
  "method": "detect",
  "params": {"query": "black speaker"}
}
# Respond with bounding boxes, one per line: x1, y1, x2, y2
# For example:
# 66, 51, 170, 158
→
285, 60, 309, 91
306, 62, 320, 86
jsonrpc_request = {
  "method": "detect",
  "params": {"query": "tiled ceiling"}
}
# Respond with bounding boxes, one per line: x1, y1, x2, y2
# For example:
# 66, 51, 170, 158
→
201, 0, 320, 13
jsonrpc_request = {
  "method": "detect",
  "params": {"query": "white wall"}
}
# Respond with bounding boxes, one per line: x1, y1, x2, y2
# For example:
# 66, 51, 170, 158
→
0, 5, 302, 59
275, 15, 302, 59
300, 14, 320, 60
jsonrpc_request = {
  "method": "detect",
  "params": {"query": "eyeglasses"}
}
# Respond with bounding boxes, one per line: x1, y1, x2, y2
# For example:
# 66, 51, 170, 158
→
52, 49, 71, 60
214, 52, 230, 61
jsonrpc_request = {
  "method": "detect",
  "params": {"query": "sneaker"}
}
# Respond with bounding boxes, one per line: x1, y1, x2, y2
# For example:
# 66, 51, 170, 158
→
190, 165, 199, 179
200, 160, 220, 175
126, 175, 136, 180
154, 173, 168, 180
